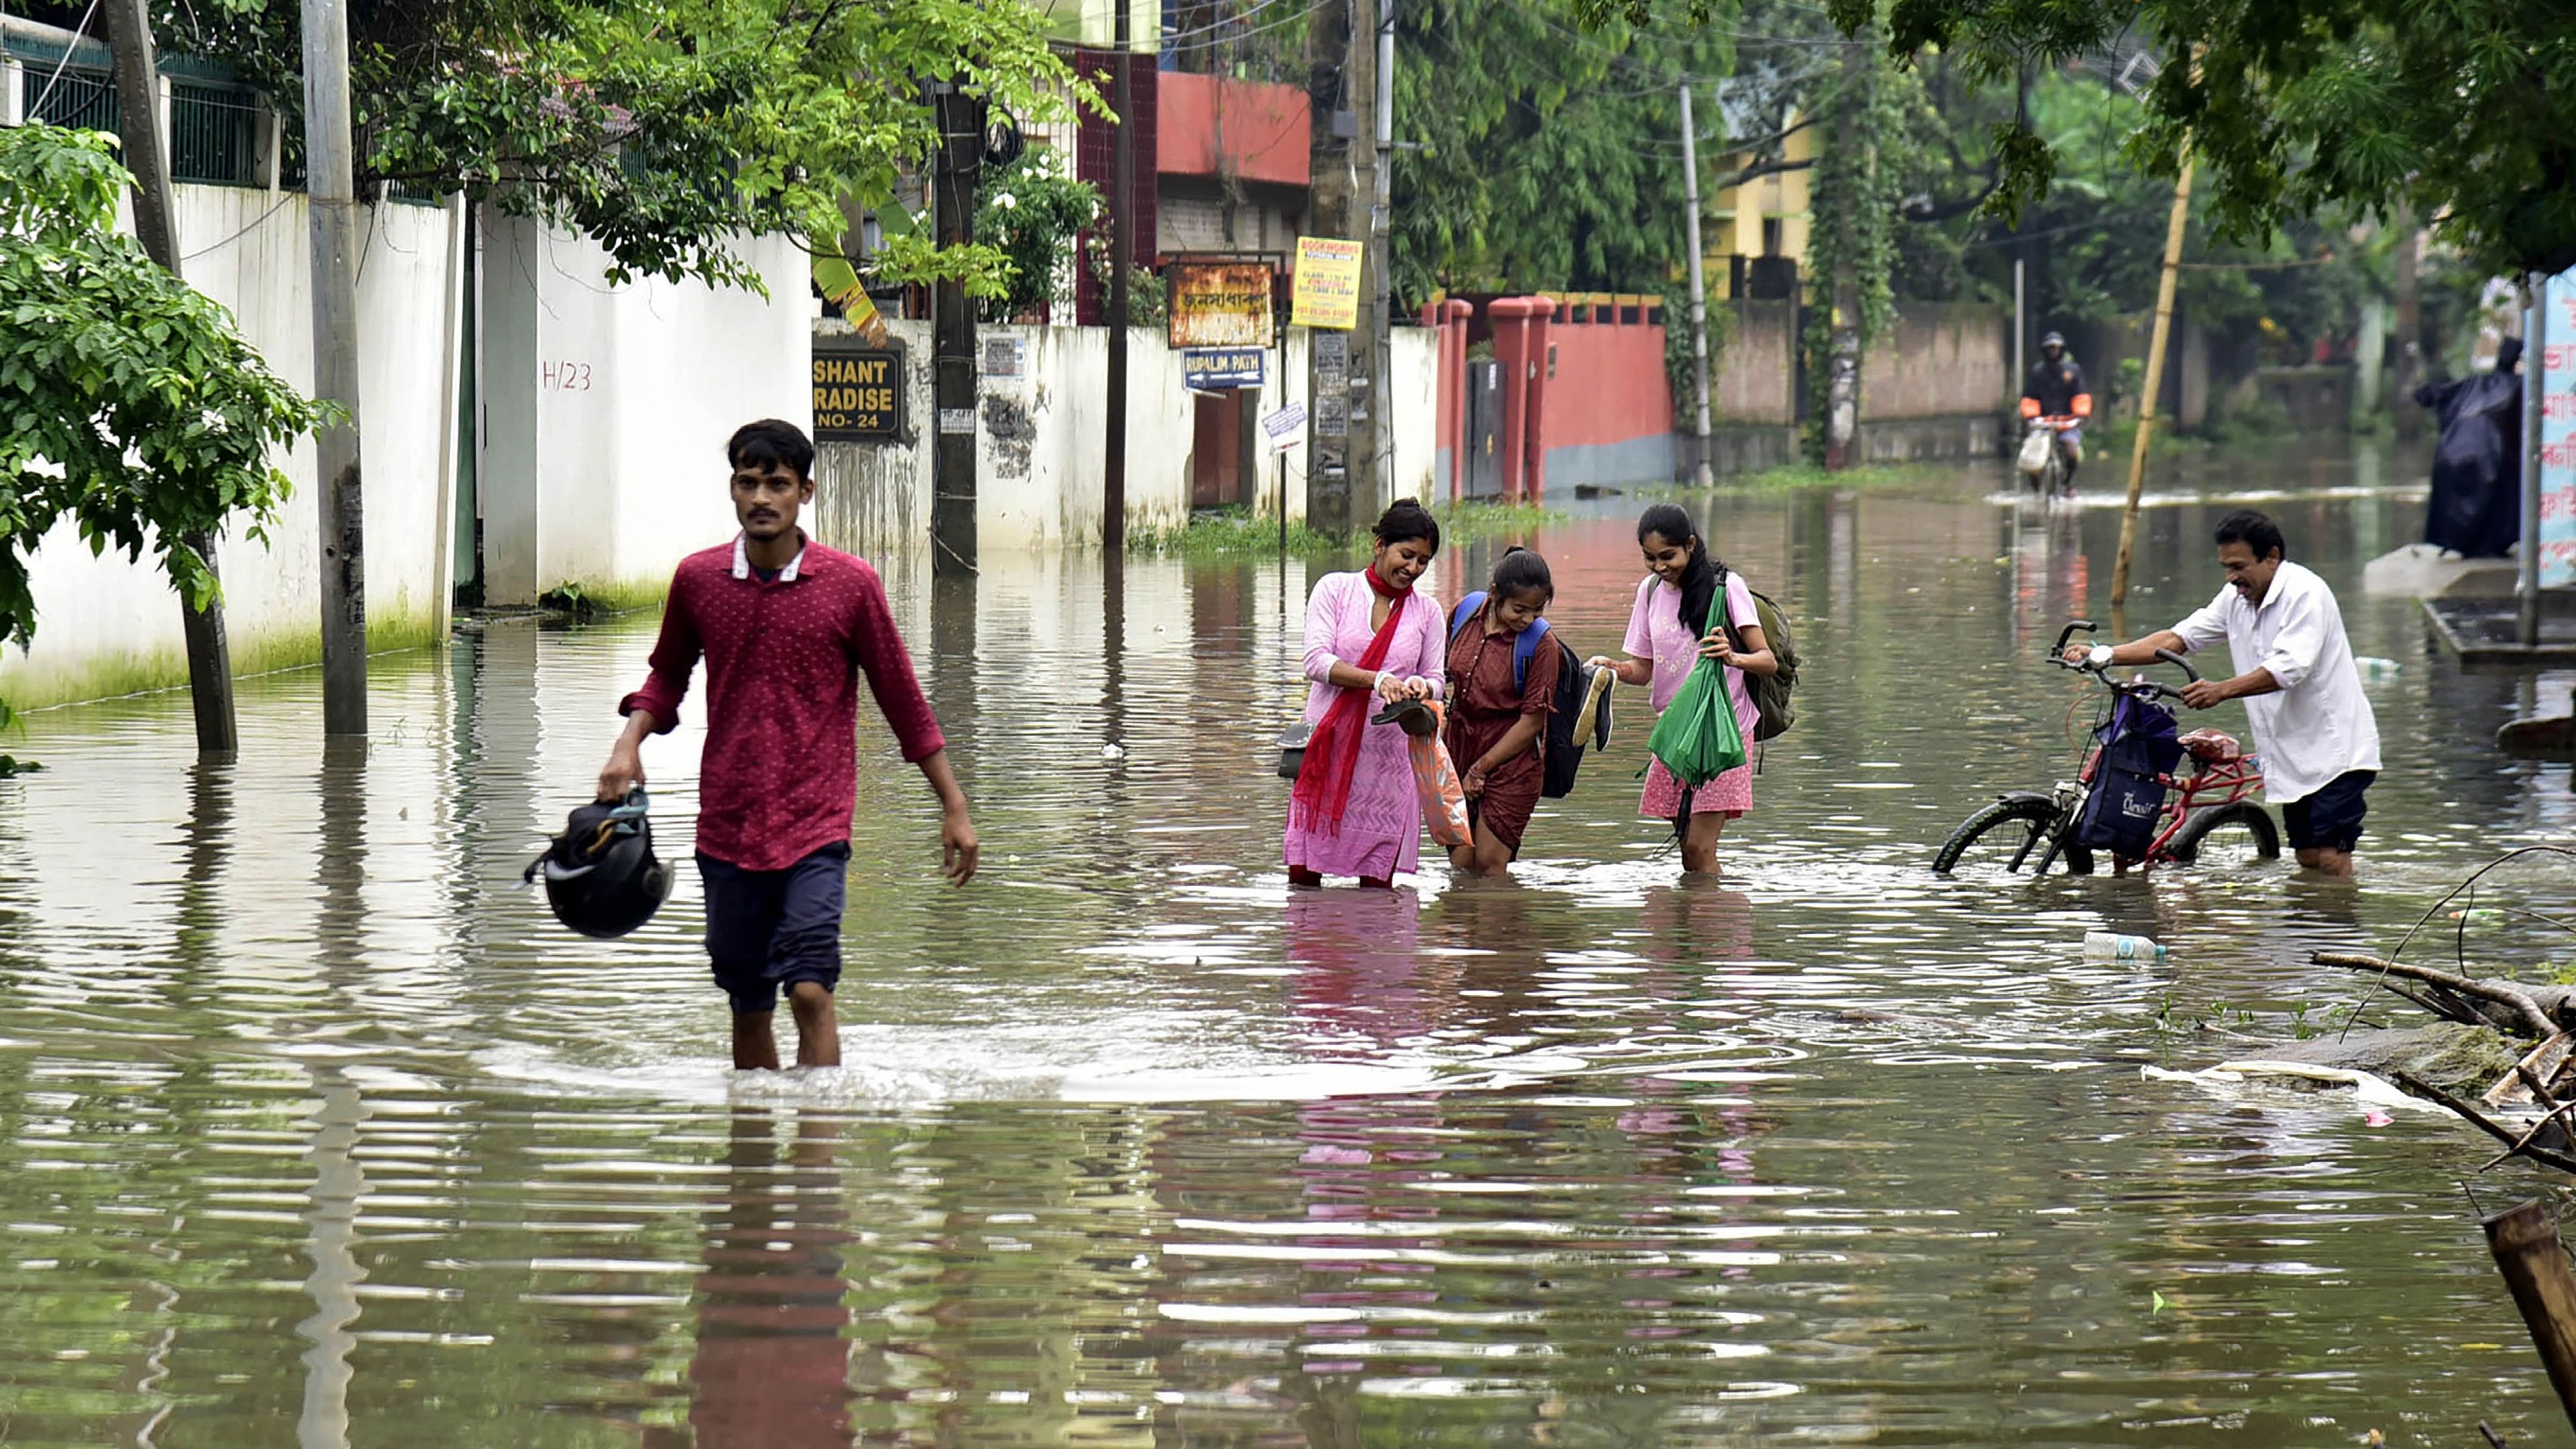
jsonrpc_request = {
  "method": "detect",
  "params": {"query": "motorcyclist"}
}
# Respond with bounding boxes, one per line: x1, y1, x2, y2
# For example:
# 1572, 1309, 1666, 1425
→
2020, 331, 2093, 491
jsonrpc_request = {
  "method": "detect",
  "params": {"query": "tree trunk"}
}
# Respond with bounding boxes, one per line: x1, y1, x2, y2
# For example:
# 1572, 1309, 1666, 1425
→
2394, 200, 2424, 443
1821, 46, 1866, 472
106, 0, 238, 759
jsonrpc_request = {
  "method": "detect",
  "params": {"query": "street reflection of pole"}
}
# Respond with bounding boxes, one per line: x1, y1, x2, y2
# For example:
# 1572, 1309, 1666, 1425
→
299, 737, 371, 1448
928, 574, 980, 774
296, 1069, 367, 1449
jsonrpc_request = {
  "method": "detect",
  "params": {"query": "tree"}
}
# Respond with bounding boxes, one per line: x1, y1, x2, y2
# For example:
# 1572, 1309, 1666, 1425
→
1854, 0, 2576, 279
0, 124, 328, 729
1391, 1, 1736, 308
972, 148, 1100, 323
143, 0, 1085, 295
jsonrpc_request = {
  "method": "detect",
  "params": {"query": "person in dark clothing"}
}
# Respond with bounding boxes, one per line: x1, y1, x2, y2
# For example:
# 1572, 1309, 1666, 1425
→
2020, 331, 2094, 485
2414, 337, 2524, 558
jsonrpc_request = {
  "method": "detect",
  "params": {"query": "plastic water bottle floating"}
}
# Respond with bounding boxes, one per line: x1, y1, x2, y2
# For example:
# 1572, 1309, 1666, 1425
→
2084, 931, 2169, 962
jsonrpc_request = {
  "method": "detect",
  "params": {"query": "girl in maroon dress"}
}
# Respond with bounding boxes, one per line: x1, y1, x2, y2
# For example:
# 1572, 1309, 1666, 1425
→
1443, 547, 1560, 877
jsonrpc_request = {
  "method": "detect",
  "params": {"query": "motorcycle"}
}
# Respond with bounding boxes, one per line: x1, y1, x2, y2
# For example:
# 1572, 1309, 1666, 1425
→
2016, 416, 2080, 498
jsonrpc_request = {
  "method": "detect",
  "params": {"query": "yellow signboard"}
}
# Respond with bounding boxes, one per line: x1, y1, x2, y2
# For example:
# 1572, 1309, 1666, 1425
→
1291, 237, 1364, 330
1168, 262, 1277, 348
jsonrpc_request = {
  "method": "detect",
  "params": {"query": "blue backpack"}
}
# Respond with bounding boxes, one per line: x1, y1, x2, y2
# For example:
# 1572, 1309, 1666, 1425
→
1449, 591, 1609, 798
2074, 692, 2184, 859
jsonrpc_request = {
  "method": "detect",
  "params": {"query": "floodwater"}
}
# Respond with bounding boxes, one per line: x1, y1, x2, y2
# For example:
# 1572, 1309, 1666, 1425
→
5, 442, 2575, 1446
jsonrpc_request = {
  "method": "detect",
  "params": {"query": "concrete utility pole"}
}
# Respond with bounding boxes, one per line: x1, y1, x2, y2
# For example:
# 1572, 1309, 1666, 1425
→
301, 0, 367, 735
2111, 152, 2195, 608
1103, 0, 1133, 554
931, 84, 981, 574
1820, 51, 1864, 472
106, 0, 238, 758
1366, 0, 1393, 509
1303, 0, 1355, 533
1678, 81, 1714, 486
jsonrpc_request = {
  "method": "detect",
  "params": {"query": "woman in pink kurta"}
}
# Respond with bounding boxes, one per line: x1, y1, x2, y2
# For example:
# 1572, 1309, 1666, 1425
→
1589, 503, 1779, 877
1286, 501, 1447, 886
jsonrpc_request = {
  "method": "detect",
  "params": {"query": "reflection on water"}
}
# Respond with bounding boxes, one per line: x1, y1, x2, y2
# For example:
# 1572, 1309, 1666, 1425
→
3, 442, 2573, 1441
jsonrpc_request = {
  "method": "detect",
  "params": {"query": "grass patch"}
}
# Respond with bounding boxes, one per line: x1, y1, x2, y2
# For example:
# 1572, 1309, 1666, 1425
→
1710, 461, 1962, 493
1125, 501, 1564, 557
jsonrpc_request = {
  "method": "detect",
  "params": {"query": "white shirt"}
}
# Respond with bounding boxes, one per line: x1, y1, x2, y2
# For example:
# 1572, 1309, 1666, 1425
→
2172, 559, 2380, 804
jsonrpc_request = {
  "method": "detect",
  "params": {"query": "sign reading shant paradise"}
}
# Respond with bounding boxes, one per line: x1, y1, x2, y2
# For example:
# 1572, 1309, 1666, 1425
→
812, 342, 903, 441
1169, 262, 1277, 349
1291, 237, 1363, 330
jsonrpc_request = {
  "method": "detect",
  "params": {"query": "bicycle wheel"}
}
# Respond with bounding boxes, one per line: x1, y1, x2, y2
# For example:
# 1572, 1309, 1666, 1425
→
2164, 802, 2280, 867
1934, 794, 2093, 877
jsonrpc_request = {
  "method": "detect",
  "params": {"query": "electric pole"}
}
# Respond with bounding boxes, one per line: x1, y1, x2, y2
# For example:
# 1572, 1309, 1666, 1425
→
931, 84, 981, 574
1304, 0, 1355, 533
301, 0, 367, 735
107, 0, 238, 757
1347, 0, 1385, 519
1368, 0, 1393, 509
1678, 81, 1714, 486
1103, 0, 1133, 554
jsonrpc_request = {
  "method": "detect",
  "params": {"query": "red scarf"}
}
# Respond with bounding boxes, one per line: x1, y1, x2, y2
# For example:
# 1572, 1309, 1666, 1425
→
1292, 567, 1413, 833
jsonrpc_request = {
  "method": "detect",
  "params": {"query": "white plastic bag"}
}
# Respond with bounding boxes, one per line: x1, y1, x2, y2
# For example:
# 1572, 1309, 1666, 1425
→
2017, 425, 2054, 475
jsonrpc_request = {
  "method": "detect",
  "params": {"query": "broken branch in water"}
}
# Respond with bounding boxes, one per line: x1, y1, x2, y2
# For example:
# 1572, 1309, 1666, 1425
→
2312, 951, 2560, 1039
2390, 1071, 2576, 1176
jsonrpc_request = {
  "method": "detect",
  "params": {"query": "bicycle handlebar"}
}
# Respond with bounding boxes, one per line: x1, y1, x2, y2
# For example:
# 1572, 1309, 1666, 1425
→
2050, 620, 2098, 657
2152, 647, 2200, 684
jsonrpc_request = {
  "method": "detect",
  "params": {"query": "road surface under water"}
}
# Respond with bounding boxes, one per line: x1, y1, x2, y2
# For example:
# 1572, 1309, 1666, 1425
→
5, 442, 2575, 1446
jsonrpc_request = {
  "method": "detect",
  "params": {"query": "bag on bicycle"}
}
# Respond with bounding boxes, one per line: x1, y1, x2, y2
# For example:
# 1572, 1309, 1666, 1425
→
2073, 692, 2185, 860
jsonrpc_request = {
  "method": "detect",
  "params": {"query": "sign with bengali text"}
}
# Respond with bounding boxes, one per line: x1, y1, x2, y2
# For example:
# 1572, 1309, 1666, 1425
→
1168, 262, 1277, 349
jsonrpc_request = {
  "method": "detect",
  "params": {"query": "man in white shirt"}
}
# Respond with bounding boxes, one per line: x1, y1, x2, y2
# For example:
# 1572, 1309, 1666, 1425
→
2063, 510, 2381, 876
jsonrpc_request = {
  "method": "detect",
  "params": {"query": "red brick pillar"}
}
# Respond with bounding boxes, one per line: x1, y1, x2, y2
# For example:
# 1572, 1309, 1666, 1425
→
1489, 298, 1540, 503
1441, 299, 1473, 502
1522, 296, 1558, 504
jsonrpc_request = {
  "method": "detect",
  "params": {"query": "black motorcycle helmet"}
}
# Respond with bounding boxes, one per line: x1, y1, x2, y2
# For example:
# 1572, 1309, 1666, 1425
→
524, 788, 672, 938
2040, 330, 2067, 352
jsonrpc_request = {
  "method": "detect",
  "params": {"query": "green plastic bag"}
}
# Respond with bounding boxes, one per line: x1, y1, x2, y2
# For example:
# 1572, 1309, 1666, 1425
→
1645, 657, 1746, 787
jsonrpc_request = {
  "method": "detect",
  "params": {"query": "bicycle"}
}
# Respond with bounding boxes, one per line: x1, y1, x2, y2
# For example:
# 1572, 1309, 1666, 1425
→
1932, 621, 2282, 877
2017, 416, 2080, 498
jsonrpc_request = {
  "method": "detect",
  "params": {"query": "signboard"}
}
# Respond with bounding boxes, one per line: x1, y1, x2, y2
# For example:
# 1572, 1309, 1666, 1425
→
937, 407, 976, 436
1291, 237, 1364, 330
2543, 271, 2576, 588
1260, 402, 1307, 449
1169, 262, 1277, 349
811, 343, 903, 441
982, 335, 1026, 379
1314, 390, 1350, 438
1182, 346, 1267, 390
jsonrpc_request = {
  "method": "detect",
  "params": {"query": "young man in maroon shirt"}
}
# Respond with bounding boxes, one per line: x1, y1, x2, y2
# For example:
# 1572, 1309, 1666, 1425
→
597, 419, 977, 1071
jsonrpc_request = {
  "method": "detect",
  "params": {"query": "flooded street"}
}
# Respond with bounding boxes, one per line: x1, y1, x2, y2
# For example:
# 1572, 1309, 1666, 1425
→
8, 443, 2576, 1445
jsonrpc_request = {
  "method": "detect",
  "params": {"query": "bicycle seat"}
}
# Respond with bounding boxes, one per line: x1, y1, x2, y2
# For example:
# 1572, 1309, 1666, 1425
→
2178, 728, 2242, 763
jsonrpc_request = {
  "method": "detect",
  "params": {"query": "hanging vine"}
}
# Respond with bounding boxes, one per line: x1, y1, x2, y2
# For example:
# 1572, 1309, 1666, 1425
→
1800, 14, 1911, 461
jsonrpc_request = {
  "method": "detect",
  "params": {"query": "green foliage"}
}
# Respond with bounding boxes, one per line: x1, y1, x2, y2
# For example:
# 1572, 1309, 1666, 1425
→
973, 149, 1100, 322
0, 125, 326, 731
1391, 1, 1736, 305
1125, 501, 1564, 556
1656, 275, 1734, 423
1826, 0, 2576, 278
538, 581, 597, 621
1084, 237, 1169, 327
1801, 21, 1908, 460
0, 755, 41, 776
155, 0, 1086, 293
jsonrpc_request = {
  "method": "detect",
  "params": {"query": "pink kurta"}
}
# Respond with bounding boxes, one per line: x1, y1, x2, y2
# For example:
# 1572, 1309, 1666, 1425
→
1626, 572, 1761, 819
1284, 571, 1447, 880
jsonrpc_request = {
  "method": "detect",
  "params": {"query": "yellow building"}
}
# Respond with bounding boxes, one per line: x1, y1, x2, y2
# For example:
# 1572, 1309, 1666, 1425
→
1702, 117, 1813, 298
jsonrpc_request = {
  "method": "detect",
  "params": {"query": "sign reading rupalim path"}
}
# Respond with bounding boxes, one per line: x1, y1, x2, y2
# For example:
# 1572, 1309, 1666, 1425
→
812, 340, 903, 441
1168, 262, 1277, 350
1291, 238, 1363, 330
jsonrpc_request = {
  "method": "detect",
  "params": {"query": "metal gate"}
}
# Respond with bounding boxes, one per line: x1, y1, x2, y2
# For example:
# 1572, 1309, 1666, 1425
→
1463, 359, 1505, 499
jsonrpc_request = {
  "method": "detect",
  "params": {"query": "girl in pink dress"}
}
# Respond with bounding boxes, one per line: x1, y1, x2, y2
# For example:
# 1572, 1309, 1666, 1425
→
1286, 501, 1447, 887
1587, 503, 1779, 877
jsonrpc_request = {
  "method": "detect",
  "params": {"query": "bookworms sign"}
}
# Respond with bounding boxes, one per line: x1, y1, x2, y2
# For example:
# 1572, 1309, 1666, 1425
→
1291, 238, 1363, 330
812, 340, 903, 441
2542, 270, 2576, 588
1169, 261, 1276, 349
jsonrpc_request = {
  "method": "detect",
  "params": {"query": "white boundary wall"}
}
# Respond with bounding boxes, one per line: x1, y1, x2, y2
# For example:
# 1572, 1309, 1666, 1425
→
475, 213, 815, 606
812, 321, 1439, 558
0, 185, 463, 709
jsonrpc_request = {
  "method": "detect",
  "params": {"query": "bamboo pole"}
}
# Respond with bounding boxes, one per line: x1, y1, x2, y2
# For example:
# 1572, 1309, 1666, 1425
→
2110, 152, 2194, 606
2484, 1200, 2576, 1432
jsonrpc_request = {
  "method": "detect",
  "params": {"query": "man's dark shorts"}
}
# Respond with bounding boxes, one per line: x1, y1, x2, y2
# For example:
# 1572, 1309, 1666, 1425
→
696, 843, 849, 1015
2282, 770, 2374, 854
